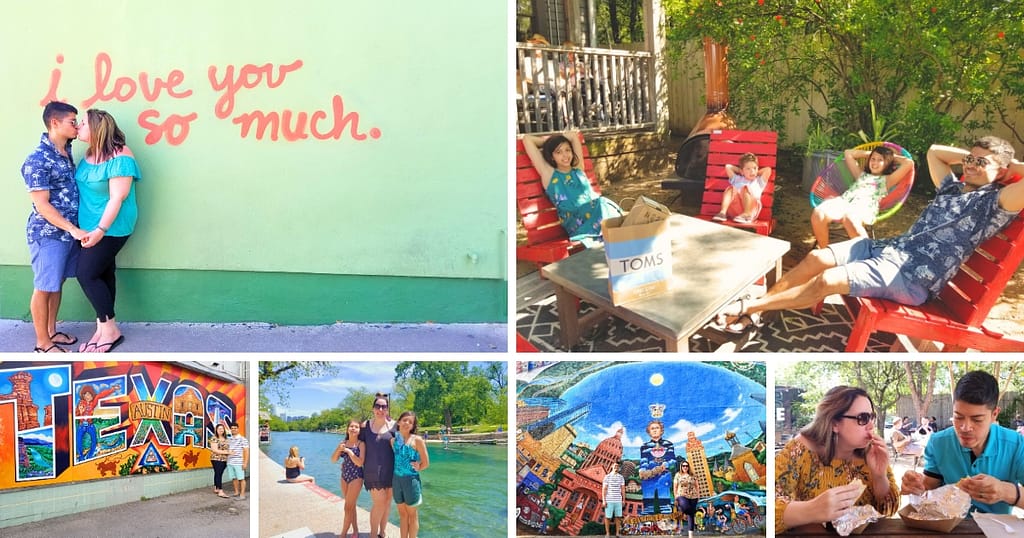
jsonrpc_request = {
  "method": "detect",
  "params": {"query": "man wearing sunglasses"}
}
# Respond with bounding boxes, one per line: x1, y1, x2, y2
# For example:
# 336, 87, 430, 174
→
902, 370, 1024, 514
716, 136, 1024, 332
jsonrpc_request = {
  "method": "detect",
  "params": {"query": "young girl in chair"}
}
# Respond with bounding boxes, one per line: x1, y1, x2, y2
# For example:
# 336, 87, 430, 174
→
713, 152, 771, 224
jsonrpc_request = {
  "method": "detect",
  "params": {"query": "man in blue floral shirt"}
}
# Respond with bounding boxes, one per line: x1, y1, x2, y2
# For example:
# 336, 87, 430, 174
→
717, 136, 1024, 332
23, 101, 88, 353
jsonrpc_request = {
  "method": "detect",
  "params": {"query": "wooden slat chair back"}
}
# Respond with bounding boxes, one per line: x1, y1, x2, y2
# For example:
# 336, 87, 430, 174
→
809, 141, 916, 223
696, 130, 778, 235
843, 205, 1024, 352
515, 132, 601, 270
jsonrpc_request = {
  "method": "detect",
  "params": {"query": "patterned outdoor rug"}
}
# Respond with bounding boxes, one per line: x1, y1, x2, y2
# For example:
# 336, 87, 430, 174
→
516, 297, 897, 353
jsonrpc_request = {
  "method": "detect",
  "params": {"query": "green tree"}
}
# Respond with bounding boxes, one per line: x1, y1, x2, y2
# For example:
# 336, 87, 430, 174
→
664, 0, 1024, 156
394, 362, 500, 430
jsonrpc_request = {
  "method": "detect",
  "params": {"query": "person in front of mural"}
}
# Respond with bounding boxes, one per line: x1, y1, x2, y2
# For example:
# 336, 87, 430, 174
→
775, 386, 898, 532
809, 145, 913, 248
22, 101, 88, 353
639, 419, 676, 515
360, 392, 397, 538
901, 370, 1024, 514
227, 421, 249, 500
713, 136, 1024, 333
521, 130, 623, 246
672, 458, 700, 538
331, 419, 366, 538
210, 422, 231, 498
76, 382, 121, 460
74, 108, 142, 353
601, 460, 625, 538
712, 152, 771, 225
391, 410, 429, 538
283, 445, 316, 483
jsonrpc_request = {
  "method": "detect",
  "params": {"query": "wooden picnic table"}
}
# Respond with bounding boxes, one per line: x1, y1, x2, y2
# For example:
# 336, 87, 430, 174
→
540, 214, 790, 351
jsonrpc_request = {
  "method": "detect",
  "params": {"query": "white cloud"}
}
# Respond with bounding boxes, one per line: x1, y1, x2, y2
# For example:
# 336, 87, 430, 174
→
721, 407, 742, 424
666, 418, 715, 444
20, 431, 53, 443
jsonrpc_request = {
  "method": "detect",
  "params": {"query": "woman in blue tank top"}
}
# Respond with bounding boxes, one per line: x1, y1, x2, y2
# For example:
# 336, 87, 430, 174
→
391, 411, 430, 538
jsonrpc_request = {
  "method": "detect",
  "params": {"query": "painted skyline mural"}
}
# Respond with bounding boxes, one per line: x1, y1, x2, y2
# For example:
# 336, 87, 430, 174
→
516, 361, 767, 536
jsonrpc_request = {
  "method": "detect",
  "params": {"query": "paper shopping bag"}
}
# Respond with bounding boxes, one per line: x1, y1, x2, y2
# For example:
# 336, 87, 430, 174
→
601, 215, 673, 305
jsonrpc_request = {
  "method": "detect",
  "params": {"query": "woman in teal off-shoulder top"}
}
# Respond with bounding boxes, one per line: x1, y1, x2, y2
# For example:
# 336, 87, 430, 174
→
522, 130, 622, 245
74, 109, 141, 353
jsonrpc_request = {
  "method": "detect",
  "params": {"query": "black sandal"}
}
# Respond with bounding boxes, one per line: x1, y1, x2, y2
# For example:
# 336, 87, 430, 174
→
50, 331, 78, 345
33, 344, 67, 353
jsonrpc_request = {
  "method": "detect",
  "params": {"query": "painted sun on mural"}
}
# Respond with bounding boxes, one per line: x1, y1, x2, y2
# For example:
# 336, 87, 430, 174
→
516, 361, 767, 536
0, 362, 246, 489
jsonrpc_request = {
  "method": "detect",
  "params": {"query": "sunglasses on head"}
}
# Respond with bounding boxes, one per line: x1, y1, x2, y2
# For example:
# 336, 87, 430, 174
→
375, 392, 389, 398
962, 154, 993, 168
840, 412, 877, 426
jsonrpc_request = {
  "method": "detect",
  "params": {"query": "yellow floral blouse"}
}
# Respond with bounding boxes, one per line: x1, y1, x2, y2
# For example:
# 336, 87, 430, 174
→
673, 472, 699, 500
774, 437, 899, 532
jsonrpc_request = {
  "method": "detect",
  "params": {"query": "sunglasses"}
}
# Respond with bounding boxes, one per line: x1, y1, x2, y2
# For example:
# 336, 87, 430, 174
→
375, 392, 389, 398
962, 154, 993, 168
840, 412, 877, 426
374, 403, 389, 410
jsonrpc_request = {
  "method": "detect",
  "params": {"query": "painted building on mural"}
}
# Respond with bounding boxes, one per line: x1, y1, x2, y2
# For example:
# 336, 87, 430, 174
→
0, 1, 506, 325
516, 361, 768, 536
0, 361, 248, 528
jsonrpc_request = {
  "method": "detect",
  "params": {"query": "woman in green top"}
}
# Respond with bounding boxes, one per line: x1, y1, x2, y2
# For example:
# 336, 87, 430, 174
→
74, 109, 141, 353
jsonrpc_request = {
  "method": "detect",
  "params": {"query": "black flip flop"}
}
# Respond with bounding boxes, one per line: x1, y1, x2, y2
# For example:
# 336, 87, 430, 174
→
93, 335, 125, 353
33, 344, 67, 353
50, 331, 78, 346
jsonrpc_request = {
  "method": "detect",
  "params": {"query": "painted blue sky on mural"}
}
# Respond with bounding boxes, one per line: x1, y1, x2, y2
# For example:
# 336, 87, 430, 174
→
522, 362, 765, 457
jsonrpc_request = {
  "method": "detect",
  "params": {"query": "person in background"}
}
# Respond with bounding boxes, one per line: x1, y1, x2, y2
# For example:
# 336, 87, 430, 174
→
283, 445, 315, 483
22, 101, 87, 353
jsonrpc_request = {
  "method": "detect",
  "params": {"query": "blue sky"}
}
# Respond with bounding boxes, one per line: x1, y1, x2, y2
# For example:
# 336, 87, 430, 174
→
268, 361, 503, 417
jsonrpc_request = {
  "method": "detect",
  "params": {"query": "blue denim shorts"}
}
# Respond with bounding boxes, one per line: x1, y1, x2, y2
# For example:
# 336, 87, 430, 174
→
29, 237, 79, 292
829, 237, 929, 306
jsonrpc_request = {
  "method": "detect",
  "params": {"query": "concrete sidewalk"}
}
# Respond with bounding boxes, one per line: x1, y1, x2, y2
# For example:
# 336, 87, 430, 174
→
259, 450, 399, 538
0, 485, 250, 538
0, 319, 507, 352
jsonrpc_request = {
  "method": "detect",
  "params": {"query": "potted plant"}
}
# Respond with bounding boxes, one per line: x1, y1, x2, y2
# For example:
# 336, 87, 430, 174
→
801, 123, 843, 192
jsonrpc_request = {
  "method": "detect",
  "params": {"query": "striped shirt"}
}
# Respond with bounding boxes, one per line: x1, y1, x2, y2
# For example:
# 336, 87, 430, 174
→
228, 435, 248, 465
603, 471, 625, 503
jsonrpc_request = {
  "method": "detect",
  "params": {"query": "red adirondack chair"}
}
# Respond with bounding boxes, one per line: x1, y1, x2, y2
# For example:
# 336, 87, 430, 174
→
695, 130, 778, 235
515, 133, 601, 271
843, 211, 1024, 352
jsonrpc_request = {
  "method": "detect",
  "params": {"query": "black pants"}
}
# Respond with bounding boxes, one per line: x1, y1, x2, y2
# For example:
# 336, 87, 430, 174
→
77, 235, 130, 321
677, 497, 698, 531
212, 460, 227, 490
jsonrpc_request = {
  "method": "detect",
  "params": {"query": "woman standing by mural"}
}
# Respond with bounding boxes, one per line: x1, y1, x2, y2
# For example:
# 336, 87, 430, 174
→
360, 392, 396, 538
774, 386, 898, 533
331, 419, 366, 538
673, 458, 700, 538
74, 109, 141, 353
392, 411, 429, 538
210, 423, 231, 498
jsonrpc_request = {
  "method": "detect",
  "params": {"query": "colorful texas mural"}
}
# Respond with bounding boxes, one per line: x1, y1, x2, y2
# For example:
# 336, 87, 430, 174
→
515, 361, 767, 536
0, 362, 245, 489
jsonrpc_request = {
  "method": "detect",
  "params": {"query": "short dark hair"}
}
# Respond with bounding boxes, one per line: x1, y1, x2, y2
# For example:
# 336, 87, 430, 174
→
229, 421, 239, 428
43, 101, 77, 127
953, 370, 999, 409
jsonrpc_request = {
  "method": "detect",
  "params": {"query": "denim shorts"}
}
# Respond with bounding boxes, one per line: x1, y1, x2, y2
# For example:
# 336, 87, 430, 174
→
29, 237, 79, 292
392, 473, 422, 506
829, 237, 929, 306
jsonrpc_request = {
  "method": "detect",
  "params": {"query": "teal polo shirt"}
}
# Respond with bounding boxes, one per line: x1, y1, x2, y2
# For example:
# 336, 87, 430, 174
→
922, 424, 1024, 514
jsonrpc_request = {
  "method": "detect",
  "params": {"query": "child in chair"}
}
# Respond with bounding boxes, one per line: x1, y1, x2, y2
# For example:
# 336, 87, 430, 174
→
810, 145, 913, 248
713, 152, 771, 224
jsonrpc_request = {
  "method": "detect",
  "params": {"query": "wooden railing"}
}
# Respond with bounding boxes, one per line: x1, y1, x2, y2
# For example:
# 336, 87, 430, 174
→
516, 44, 654, 134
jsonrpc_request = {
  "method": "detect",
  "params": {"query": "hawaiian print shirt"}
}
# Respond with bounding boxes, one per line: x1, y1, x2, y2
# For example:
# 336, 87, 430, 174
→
874, 173, 1017, 297
23, 133, 78, 242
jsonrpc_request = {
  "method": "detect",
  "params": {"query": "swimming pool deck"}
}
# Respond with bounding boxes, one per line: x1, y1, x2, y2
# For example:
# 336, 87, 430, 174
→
259, 450, 400, 538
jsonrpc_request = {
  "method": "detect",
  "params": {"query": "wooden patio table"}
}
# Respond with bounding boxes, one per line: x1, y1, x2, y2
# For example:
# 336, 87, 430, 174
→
540, 214, 790, 351
780, 517, 984, 537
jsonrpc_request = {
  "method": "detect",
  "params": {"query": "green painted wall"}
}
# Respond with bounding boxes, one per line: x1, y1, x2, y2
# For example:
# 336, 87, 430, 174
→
0, 1, 508, 323
0, 265, 505, 323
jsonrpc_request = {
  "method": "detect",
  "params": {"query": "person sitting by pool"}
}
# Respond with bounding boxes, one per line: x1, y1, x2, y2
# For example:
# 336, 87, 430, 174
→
283, 445, 315, 483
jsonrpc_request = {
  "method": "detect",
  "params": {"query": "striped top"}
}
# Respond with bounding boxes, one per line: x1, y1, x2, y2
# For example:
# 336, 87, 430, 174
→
602, 471, 625, 503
